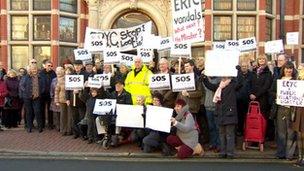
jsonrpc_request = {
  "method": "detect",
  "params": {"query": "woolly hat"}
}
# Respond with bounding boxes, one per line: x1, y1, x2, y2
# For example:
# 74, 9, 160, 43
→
175, 99, 186, 107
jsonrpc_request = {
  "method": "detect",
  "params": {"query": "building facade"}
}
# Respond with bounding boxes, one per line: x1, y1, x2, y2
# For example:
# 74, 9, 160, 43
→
0, 0, 303, 70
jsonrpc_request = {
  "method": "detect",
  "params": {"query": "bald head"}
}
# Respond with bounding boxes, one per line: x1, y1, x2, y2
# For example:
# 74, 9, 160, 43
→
134, 56, 143, 70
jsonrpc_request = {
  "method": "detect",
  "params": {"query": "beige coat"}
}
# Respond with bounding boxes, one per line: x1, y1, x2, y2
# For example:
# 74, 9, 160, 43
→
54, 76, 66, 104
293, 107, 304, 133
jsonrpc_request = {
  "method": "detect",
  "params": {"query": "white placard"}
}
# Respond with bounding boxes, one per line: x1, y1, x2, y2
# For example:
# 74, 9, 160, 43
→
170, 43, 191, 57
142, 34, 161, 49
146, 105, 173, 133
116, 104, 144, 128
213, 42, 225, 50
74, 49, 92, 63
225, 40, 239, 51
103, 50, 121, 64
172, 0, 204, 43
93, 74, 111, 87
158, 37, 173, 51
87, 77, 102, 88
171, 73, 196, 92
205, 50, 240, 77
65, 75, 84, 90
276, 80, 304, 107
120, 53, 135, 67
93, 99, 117, 115
238, 37, 257, 52
138, 48, 153, 63
286, 32, 299, 45
84, 22, 152, 52
149, 73, 171, 90
265, 40, 284, 54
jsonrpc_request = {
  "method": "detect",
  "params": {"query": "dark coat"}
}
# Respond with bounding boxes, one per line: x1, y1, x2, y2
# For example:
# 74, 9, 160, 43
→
5, 77, 21, 109
65, 71, 86, 108
250, 66, 273, 117
19, 74, 45, 99
109, 89, 132, 105
39, 69, 56, 97
203, 77, 238, 125
0, 80, 8, 107
236, 70, 254, 102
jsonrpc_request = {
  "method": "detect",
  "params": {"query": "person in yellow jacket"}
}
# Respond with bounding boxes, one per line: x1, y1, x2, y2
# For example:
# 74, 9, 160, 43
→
124, 57, 152, 104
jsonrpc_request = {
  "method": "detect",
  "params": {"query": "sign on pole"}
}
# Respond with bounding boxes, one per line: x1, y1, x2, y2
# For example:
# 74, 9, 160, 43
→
65, 75, 84, 90
171, 73, 196, 92
286, 32, 299, 45
149, 73, 171, 90
265, 40, 284, 54
276, 80, 304, 107
205, 50, 240, 77
171, 0, 204, 43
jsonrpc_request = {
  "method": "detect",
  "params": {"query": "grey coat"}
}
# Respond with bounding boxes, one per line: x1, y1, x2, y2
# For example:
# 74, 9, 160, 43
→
175, 105, 199, 150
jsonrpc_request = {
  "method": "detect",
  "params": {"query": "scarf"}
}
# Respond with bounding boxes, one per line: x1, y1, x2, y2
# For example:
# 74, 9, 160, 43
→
31, 75, 39, 99
213, 78, 231, 103
257, 66, 265, 75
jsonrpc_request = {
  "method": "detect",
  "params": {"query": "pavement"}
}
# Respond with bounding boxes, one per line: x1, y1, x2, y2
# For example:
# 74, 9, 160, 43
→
0, 125, 280, 160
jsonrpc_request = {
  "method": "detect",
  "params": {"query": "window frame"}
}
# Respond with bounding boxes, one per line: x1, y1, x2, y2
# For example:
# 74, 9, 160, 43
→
236, 16, 256, 39
10, 15, 29, 41
10, 45, 29, 70
33, 0, 51, 11
10, 0, 29, 11
213, 15, 233, 41
237, 0, 256, 11
59, 16, 78, 43
213, 0, 233, 11
33, 15, 51, 41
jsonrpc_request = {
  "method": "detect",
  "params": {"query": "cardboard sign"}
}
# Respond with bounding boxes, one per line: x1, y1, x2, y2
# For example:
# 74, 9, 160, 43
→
149, 73, 171, 90
238, 37, 257, 52
93, 99, 117, 115
116, 104, 144, 128
103, 50, 121, 64
87, 77, 102, 88
171, 0, 204, 43
74, 49, 92, 63
138, 48, 153, 63
171, 73, 195, 92
120, 53, 135, 67
93, 74, 111, 87
265, 40, 284, 54
213, 42, 225, 50
65, 75, 84, 90
205, 50, 240, 77
158, 37, 173, 51
286, 32, 299, 45
225, 40, 239, 51
170, 43, 191, 57
145, 105, 173, 133
142, 34, 161, 49
84, 22, 152, 52
276, 80, 304, 107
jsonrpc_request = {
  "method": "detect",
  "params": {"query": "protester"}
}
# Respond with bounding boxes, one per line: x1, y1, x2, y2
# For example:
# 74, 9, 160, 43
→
50, 67, 62, 132
114, 63, 129, 83
0, 73, 8, 129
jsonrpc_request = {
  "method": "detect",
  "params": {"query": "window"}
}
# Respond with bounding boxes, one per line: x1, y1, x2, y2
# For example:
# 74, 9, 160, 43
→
266, 18, 273, 41
237, 16, 255, 39
33, 16, 51, 40
266, 0, 273, 14
59, 46, 76, 66
237, 0, 256, 11
60, 0, 77, 13
213, 16, 232, 41
59, 17, 77, 42
33, 0, 51, 10
11, 0, 28, 10
192, 46, 205, 58
11, 46, 29, 70
11, 16, 29, 40
213, 0, 232, 10
33, 46, 51, 67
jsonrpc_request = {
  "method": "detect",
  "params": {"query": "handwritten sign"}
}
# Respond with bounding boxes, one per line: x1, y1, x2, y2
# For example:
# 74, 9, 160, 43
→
238, 37, 257, 52
116, 104, 144, 128
286, 32, 299, 45
276, 80, 304, 107
265, 40, 284, 54
146, 105, 173, 133
65, 75, 84, 90
149, 73, 171, 90
171, 73, 195, 92
93, 99, 117, 115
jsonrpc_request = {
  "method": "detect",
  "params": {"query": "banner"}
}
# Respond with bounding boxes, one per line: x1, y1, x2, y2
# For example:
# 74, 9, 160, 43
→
93, 99, 117, 115
74, 49, 92, 63
93, 74, 111, 87
158, 37, 173, 51
103, 49, 121, 64
149, 73, 171, 90
213, 42, 225, 50
87, 77, 102, 88
116, 104, 144, 128
120, 53, 135, 67
238, 37, 257, 52
265, 40, 284, 54
138, 48, 153, 63
145, 105, 173, 133
171, 0, 204, 43
171, 73, 196, 92
286, 32, 299, 45
65, 75, 84, 90
170, 43, 191, 58
276, 80, 304, 107
225, 40, 239, 51
205, 50, 240, 77
84, 22, 152, 52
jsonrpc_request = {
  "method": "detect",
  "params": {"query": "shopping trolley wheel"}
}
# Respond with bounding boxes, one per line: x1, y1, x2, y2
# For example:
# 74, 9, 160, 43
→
259, 143, 264, 152
242, 142, 247, 151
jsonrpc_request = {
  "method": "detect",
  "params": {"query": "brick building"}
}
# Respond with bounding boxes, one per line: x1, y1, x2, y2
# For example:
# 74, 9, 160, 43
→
0, 0, 303, 70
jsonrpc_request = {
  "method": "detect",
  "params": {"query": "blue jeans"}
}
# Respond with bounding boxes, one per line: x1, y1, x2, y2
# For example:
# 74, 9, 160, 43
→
205, 110, 220, 148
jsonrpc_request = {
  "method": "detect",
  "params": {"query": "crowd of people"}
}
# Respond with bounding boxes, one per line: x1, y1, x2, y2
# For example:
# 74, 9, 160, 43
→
0, 53, 303, 165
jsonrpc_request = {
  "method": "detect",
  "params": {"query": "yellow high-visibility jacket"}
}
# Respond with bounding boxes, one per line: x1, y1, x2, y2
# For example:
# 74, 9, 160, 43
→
124, 65, 152, 104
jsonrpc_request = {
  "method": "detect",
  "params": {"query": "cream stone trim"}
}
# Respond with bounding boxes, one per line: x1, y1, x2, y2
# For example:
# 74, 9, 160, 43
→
276, 15, 300, 20
0, 40, 8, 45
1, 9, 7, 15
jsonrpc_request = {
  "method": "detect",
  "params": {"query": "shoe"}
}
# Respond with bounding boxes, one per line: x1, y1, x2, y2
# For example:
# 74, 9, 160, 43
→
38, 128, 43, 133
73, 135, 79, 139
219, 154, 227, 158
27, 128, 32, 133
62, 132, 68, 136
87, 139, 93, 144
